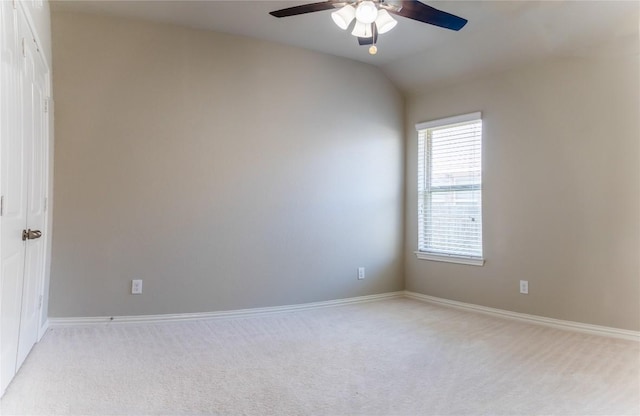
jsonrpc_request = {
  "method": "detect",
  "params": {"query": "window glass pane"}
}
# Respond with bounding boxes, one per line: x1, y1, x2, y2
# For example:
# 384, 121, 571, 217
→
425, 190, 482, 256
417, 117, 482, 259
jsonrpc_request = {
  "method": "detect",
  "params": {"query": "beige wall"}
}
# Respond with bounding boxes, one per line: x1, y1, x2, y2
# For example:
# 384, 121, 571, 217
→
50, 10, 639, 331
405, 56, 640, 331
49, 13, 404, 317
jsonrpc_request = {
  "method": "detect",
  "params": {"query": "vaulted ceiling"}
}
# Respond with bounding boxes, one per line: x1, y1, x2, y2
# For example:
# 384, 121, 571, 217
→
52, 1, 639, 94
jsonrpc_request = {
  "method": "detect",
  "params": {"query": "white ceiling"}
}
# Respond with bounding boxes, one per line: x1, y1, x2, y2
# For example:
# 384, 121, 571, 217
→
51, 0, 639, 94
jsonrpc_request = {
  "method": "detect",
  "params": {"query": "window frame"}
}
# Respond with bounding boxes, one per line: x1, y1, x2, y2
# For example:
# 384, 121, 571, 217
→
414, 112, 485, 266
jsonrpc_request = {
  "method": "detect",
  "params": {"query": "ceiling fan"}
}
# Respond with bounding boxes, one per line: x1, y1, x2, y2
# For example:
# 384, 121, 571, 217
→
269, 1, 467, 55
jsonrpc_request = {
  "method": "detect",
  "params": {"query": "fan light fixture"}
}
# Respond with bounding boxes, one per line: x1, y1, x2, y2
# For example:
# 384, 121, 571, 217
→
331, 0, 398, 55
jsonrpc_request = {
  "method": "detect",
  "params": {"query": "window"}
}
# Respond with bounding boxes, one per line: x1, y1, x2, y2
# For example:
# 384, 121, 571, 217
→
415, 112, 484, 266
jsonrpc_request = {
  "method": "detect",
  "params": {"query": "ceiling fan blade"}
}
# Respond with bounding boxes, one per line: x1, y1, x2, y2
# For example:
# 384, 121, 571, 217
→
394, 1, 467, 31
357, 24, 378, 46
269, 1, 339, 18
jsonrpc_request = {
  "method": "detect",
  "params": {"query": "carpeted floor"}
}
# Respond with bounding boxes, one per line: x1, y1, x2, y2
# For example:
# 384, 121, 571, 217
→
1, 298, 638, 415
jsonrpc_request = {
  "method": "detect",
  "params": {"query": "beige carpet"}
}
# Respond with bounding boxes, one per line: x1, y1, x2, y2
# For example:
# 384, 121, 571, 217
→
1, 298, 638, 415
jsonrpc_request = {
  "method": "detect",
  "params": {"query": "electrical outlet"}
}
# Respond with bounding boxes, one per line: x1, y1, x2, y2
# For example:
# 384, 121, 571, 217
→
358, 267, 365, 280
131, 279, 143, 295
519, 280, 528, 294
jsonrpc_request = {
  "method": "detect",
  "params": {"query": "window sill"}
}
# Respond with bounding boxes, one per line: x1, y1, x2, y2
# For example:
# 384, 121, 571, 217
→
414, 251, 485, 266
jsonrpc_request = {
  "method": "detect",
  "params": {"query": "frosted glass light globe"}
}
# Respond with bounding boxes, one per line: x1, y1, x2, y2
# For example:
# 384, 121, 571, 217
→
375, 9, 397, 34
355, 1, 378, 24
351, 21, 373, 37
331, 5, 356, 30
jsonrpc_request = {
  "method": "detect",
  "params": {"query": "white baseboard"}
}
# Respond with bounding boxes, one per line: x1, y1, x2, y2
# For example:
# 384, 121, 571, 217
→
404, 290, 640, 342
45, 290, 639, 342
48, 291, 405, 327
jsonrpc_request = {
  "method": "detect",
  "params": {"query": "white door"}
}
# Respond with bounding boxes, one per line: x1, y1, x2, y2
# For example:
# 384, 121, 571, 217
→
0, 1, 48, 394
0, 0, 28, 395
16, 18, 47, 369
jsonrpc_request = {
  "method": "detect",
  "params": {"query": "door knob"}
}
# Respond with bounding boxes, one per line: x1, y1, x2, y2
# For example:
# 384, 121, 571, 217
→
22, 229, 42, 241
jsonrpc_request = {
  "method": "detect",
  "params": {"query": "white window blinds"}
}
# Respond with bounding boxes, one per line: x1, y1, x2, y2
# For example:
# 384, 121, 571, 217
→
416, 113, 483, 261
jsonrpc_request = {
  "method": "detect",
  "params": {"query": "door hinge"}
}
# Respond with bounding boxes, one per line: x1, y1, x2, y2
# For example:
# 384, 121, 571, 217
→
43, 98, 48, 113
44, 196, 47, 211
21, 38, 26, 58
0, 195, 4, 216
38, 295, 43, 310
12, 0, 17, 10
